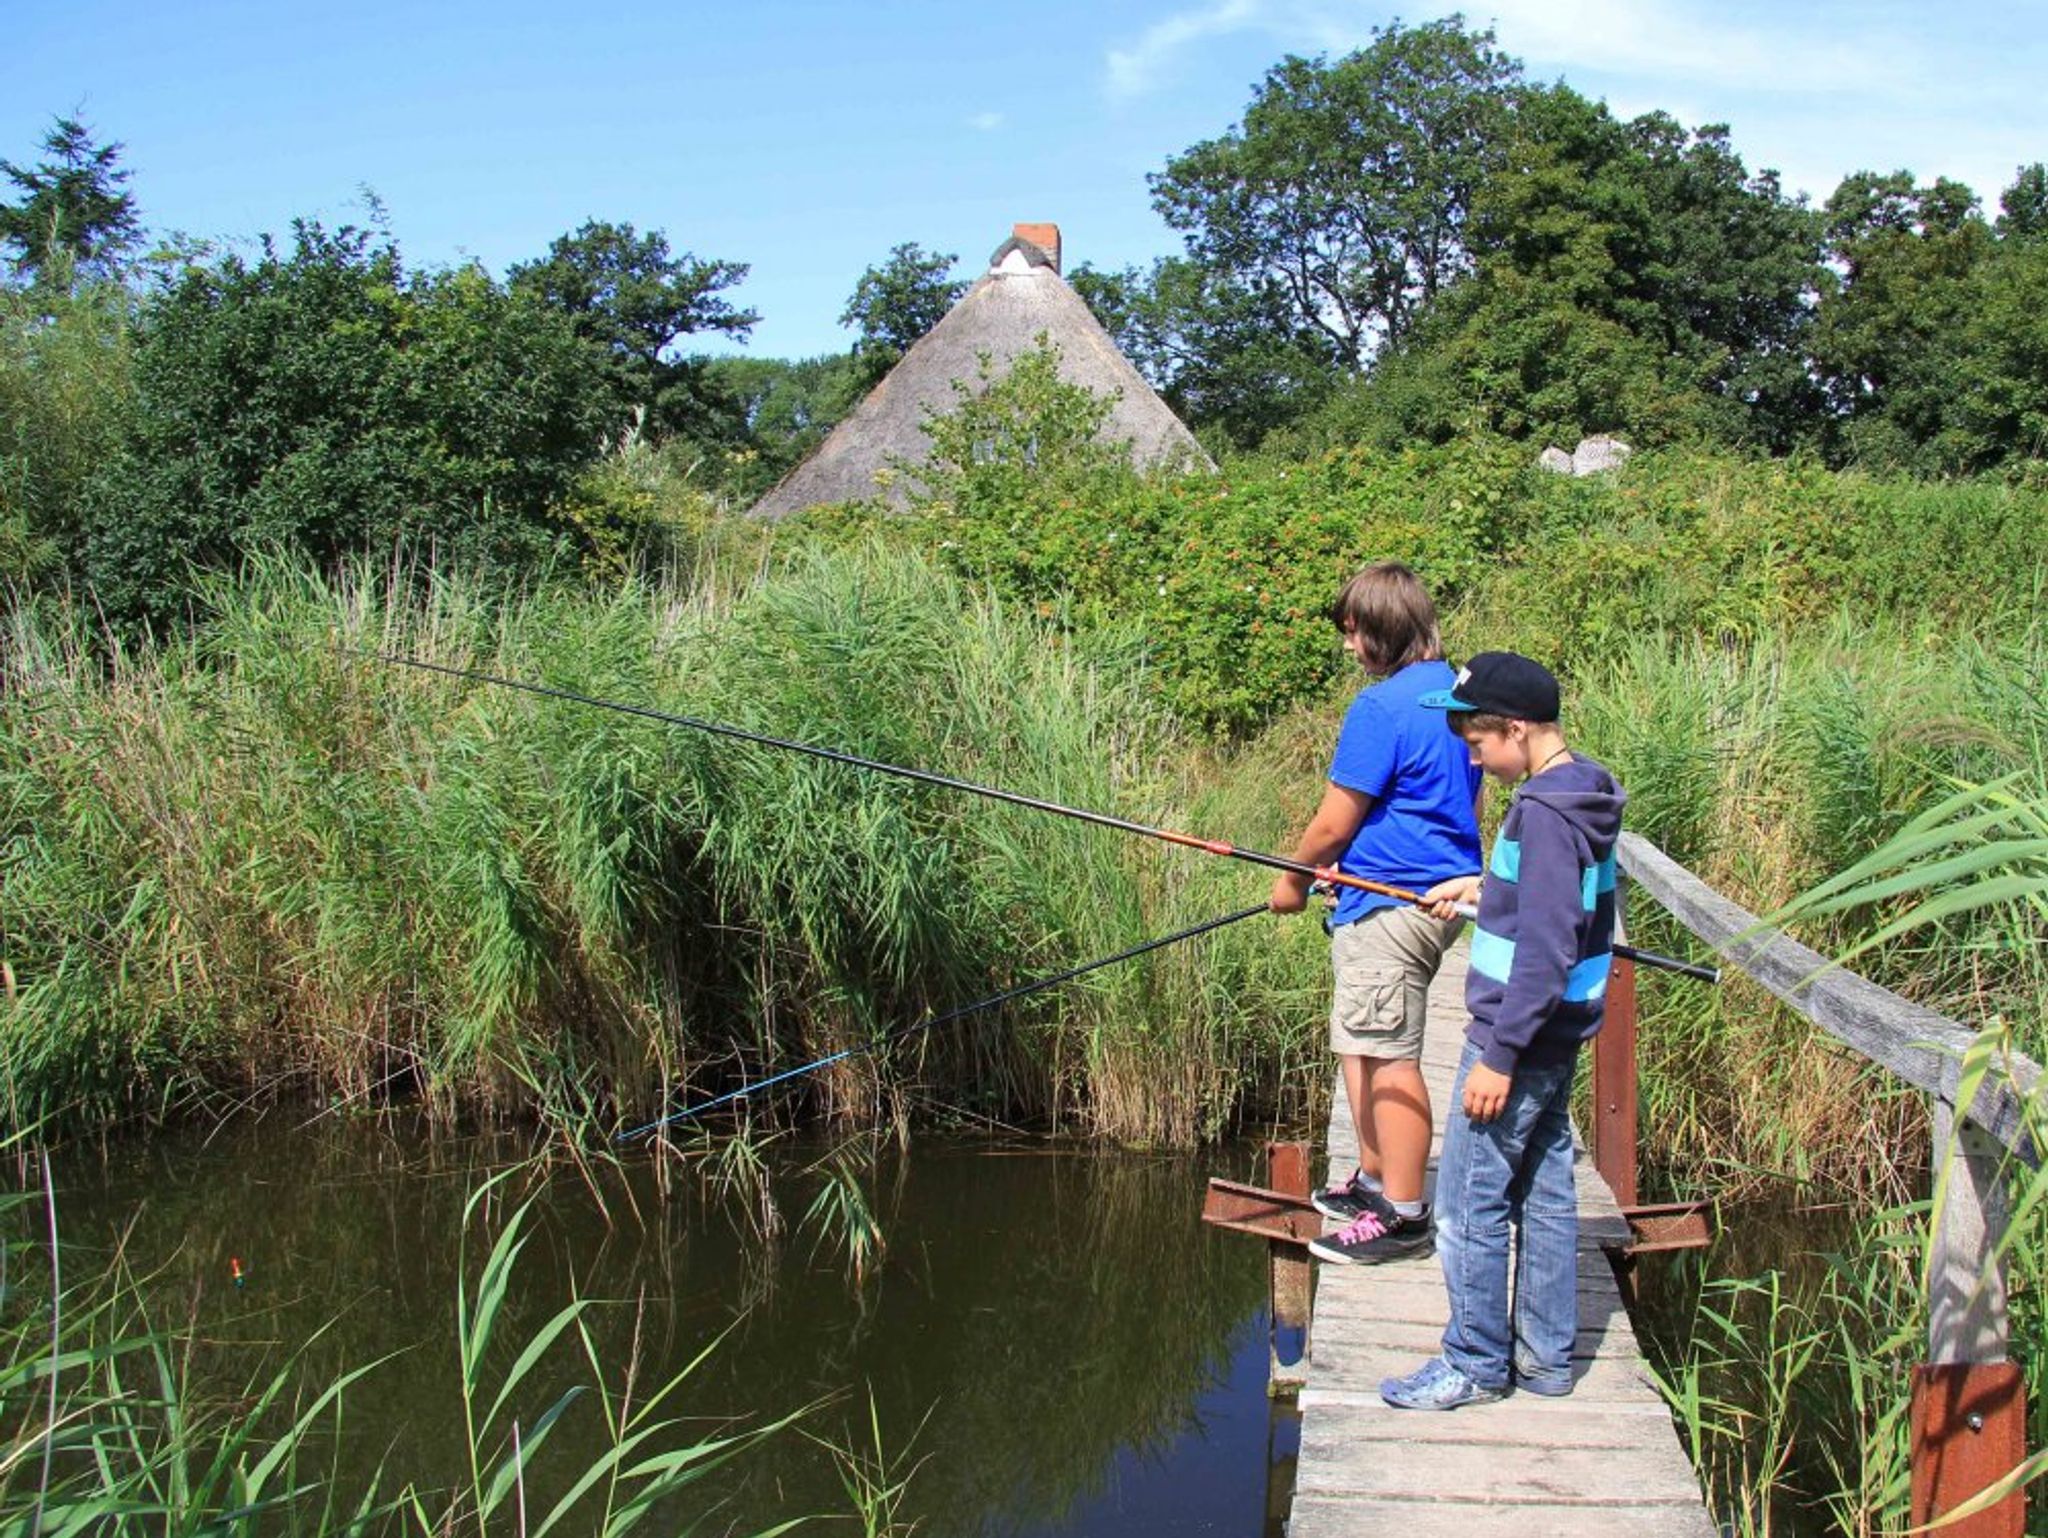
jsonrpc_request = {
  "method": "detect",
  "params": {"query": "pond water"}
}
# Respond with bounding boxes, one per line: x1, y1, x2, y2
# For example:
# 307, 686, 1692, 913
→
45, 1116, 1298, 1536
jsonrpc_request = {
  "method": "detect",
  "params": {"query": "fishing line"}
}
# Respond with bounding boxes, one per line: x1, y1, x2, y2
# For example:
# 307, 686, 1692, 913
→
616, 901, 1272, 1140
360, 649, 1718, 982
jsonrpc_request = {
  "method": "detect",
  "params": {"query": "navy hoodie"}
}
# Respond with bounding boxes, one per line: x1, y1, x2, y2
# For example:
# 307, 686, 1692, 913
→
1465, 757, 1628, 1075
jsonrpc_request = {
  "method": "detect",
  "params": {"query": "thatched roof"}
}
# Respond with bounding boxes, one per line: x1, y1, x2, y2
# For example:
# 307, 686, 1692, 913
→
749, 229, 1213, 519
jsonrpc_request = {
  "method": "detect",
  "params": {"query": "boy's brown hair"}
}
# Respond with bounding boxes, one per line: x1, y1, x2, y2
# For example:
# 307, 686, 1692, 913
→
1447, 712, 1517, 738
1328, 562, 1443, 672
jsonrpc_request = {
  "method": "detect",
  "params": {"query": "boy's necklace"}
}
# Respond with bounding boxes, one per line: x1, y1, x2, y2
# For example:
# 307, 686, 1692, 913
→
1531, 747, 1571, 777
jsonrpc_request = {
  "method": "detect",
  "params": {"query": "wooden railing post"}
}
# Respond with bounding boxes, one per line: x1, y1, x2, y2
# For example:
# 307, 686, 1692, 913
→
1912, 1100, 2025, 1537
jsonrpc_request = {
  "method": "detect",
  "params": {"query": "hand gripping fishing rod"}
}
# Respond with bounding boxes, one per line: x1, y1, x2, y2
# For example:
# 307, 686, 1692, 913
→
364, 651, 1719, 983
616, 900, 1270, 1140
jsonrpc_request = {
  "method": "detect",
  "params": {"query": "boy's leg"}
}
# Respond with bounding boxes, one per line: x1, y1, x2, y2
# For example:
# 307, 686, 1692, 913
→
1313, 1053, 1392, 1225
1508, 1056, 1581, 1394
1432, 1040, 1515, 1391
1341, 1052, 1378, 1186
1365, 1056, 1432, 1206
1313, 906, 1453, 1262
1327, 903, 1457, 1203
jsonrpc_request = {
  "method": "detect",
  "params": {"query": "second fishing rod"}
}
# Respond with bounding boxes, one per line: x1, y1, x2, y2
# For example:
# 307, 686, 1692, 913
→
368, 651, 1720, 983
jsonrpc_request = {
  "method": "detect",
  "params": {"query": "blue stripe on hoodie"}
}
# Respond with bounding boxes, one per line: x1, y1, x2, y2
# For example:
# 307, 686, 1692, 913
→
1464, 757, 1627, 1075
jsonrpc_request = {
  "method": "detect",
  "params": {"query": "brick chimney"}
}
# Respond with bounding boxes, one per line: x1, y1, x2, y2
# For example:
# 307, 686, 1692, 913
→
1012, 222, 1061, 274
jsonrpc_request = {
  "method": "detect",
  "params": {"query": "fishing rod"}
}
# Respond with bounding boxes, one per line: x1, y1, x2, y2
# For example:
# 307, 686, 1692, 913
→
617, 901, 1272, 1140
363, 651, 1719, 983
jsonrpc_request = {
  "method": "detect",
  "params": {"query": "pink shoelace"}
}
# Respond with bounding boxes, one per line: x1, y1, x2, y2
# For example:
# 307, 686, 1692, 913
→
1331, 1210, 1387, 1245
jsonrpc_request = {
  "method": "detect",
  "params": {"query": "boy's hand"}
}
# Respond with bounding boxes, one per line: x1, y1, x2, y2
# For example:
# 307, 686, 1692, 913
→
1269, 872, 1312, 914
1462, 1063, 1512, 1122
1422, 875, 1481, 920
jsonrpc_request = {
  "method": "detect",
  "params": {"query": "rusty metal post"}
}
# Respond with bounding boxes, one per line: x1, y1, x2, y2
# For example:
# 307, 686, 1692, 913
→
1592, 948, 1639, 1211
1267, 1141, 1311, 1389
1910, 1103, 2026, 1537
1911, 1364, 2026, 1537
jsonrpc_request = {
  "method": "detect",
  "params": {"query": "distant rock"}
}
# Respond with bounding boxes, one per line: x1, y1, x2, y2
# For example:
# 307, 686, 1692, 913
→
1537, 446, 1574, 474
1570, 435, 1632, 476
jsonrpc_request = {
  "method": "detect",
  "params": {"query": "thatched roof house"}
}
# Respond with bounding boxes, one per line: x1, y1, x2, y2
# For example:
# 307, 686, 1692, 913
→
749, 223, 1213, 519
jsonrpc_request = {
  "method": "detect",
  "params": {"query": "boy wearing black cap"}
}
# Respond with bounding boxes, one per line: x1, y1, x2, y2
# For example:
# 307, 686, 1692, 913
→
1379, 651, 1627, 1411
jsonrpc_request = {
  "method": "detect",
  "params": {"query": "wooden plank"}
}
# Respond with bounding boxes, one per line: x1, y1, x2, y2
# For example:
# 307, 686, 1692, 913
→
1616, 832, 2040, 1158
1590, 906, 1640, 1206
1292, 1434, 1705, 1505
1288, 1496, 1719, 1538
1293, 1397, 1682, 1445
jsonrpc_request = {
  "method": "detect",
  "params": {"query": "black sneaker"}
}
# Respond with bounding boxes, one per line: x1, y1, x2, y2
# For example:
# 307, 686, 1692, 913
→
1308, 1205, 1434, 1265
1311, 1174, 1394, 1226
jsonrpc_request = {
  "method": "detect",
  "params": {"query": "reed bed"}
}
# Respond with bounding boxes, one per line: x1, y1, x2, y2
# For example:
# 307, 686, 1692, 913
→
0, 545, 1323, 1144
1568, 615, 2047, 1194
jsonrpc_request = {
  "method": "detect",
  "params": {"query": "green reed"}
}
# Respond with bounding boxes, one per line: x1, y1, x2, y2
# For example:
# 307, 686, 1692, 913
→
0, 543, 1322, 1144
1558, 614, 2047, 1193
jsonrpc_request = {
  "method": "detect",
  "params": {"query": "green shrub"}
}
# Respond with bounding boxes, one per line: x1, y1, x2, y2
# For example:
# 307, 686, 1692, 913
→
84, 223, 613, 626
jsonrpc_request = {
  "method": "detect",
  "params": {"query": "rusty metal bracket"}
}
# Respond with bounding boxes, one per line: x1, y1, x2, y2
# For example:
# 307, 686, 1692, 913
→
1202, 1177, 1322, 1247
1615, 1199, 1714, 1254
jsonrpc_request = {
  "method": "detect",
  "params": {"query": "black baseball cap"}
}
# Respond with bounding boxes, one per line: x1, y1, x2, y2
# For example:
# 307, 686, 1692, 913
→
1418, 651, 1561, 722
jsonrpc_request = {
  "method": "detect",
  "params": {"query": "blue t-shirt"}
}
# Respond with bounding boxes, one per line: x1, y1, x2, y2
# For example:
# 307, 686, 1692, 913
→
1326, 659, 1484, 925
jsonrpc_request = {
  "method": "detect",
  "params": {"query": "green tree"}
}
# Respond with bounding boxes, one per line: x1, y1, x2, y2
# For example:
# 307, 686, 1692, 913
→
0, 279, 133, 582
0, 116, 142, 287
1071, 256, 1330, 447
1812, 172, 1992, 468
902, 337, 1139, 593
1148, 17, 1520, 372
509, 219, 756, 439
701, 351, 864, 496
840, 242, 965, 383
1296, 85, 1825, 453
1996, 162, 2048, 242
92, 222, 611, 623
1949, 235, 2048, 467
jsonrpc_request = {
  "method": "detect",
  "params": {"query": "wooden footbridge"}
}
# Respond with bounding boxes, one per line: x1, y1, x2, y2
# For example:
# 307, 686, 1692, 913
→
1208, 831, 2038, 1538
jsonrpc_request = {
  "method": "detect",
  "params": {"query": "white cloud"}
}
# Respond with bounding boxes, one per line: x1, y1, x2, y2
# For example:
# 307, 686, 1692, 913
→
968, 111, 1005, 131
1470, 0, 1903, 96
1103, 0, 1910, 101
1106, 0, 1265, 98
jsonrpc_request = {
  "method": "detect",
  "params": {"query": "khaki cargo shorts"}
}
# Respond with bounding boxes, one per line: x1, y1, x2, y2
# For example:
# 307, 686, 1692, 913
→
1328, 902, 1464, 1059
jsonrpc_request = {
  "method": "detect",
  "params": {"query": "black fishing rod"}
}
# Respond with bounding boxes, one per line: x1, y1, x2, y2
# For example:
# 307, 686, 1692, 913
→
363, 650, 1719, 983
616, 901, 1272, 1140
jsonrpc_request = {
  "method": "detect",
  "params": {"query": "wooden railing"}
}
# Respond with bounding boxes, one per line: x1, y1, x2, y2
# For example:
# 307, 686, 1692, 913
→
1598, 830, 2039, 1538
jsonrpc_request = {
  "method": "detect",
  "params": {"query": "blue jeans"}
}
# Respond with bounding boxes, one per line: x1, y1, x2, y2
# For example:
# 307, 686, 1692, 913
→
1435, 1038, 1580, 1392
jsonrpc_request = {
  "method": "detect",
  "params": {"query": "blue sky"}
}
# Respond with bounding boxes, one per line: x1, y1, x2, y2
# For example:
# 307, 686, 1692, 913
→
7, 0, 2044, 359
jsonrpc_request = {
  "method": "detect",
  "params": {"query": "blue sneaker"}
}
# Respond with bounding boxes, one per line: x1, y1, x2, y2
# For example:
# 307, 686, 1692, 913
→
1380, 1356, 1506, 1411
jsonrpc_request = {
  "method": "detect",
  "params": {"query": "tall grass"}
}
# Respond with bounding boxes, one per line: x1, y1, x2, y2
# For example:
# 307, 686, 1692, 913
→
0, 543, 1324, 1144
1555, 614, 2045, 1192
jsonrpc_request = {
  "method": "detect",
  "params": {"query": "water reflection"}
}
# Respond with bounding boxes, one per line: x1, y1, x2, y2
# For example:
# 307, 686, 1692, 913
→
46, 1118, 1282, 1535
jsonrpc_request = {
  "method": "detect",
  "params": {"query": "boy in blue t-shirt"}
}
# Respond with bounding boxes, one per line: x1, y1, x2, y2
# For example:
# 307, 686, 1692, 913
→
1269, 563, 1482, 1265
1381, 651, 1627, 1410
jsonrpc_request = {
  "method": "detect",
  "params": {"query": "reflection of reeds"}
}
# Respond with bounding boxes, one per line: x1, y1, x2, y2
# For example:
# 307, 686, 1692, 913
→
1, 546, 1322, 1145
37, 1127, 1272, 1535
0, 1148, 804, 1535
